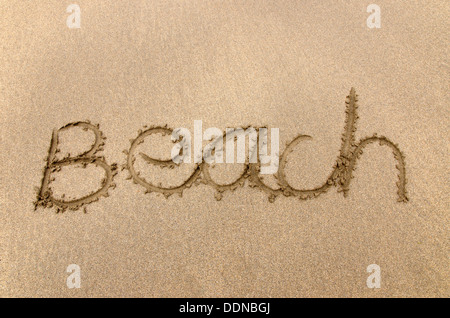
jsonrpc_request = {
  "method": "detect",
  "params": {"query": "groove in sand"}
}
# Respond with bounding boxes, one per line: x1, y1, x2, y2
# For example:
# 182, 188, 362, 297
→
36, 88, 408, 212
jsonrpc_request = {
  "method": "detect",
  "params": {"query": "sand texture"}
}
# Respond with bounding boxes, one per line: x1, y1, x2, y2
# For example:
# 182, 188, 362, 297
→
1, 0, 449, 297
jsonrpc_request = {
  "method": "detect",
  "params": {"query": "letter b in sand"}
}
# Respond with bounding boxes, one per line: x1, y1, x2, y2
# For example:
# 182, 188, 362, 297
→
366, 264, 381, 288
35, 122, 116, 213
66, 264, 81, 288
66, 4, 81, 29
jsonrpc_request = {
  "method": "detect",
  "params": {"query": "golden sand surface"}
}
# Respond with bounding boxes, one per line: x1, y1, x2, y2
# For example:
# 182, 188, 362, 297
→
0, 0, 448, 297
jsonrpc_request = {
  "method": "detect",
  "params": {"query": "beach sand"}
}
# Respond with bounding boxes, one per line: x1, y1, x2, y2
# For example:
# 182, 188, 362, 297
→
0, 0, 448, 297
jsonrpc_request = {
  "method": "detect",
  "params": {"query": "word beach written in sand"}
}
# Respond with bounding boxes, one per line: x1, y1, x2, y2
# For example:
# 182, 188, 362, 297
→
35, 88, 408, 213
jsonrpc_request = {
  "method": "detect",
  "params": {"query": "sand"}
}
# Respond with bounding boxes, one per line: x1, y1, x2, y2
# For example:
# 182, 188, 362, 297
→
0, 0, 448, 297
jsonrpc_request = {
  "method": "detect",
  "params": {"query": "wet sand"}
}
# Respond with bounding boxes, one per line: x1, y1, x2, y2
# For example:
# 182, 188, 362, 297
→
0, 0, 448, 297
